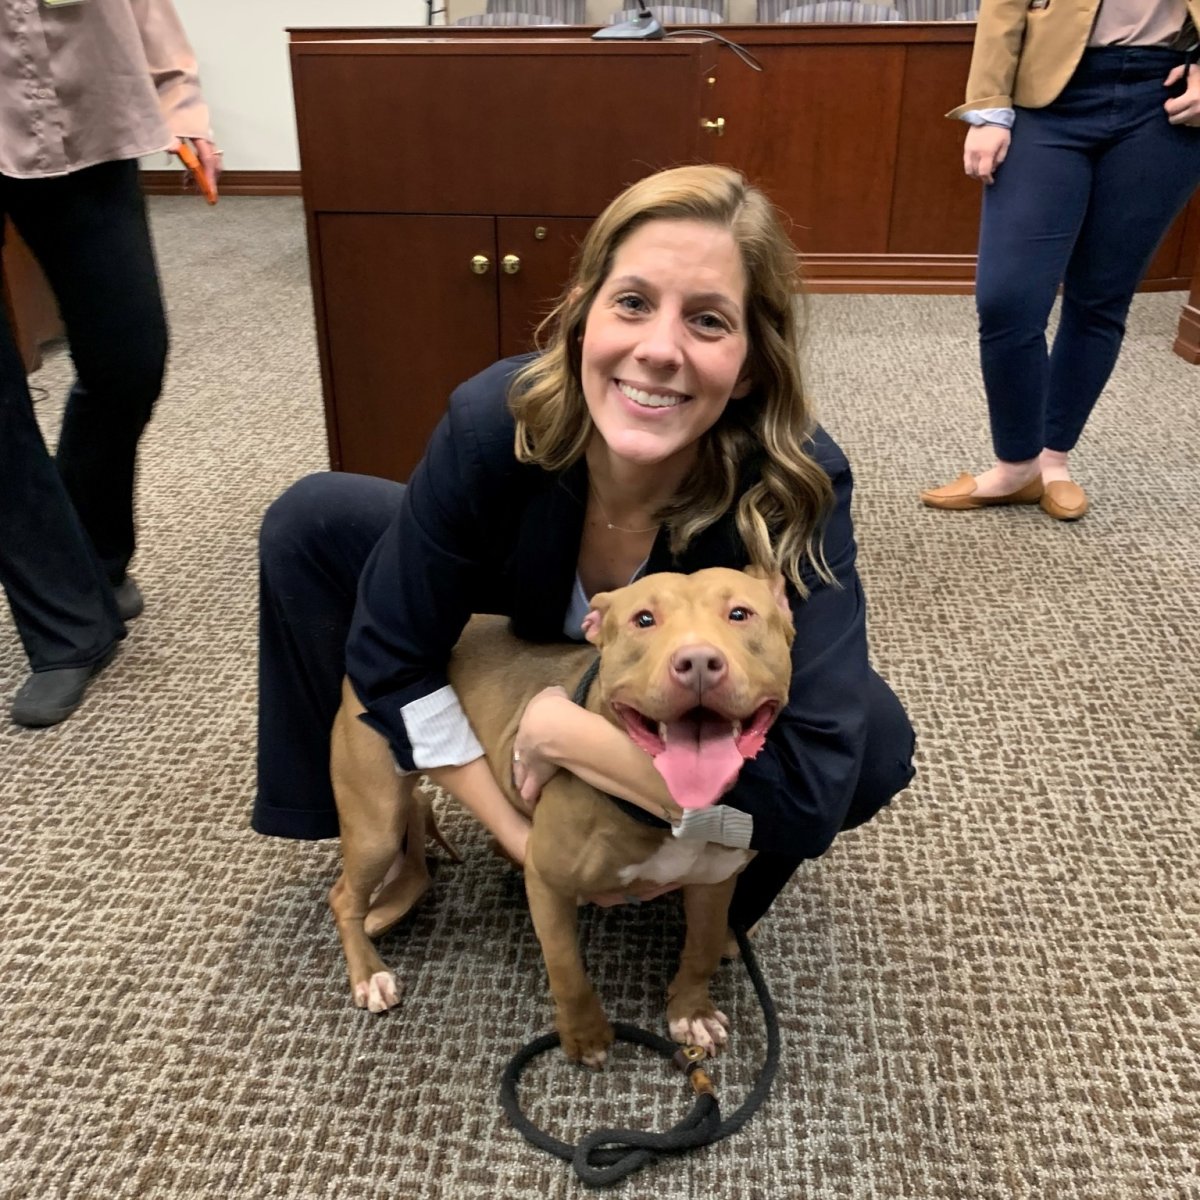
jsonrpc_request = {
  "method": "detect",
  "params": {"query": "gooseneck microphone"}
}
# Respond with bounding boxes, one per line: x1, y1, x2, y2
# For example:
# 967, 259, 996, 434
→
591, 3, 665, 39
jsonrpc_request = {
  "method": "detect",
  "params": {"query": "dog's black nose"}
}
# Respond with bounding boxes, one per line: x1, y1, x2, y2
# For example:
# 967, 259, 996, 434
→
670, 644, 727, 691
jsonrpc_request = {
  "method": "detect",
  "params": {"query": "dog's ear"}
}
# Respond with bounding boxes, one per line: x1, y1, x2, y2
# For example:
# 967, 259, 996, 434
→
743, 565, 791, 621
581, 591, 613, 645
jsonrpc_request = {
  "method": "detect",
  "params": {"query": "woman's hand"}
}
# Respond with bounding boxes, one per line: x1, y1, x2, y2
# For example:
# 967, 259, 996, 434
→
963, 125, 1011, 185
1164, 63, 1200, 127
512, 688, 680, 823
511, 685, 572, 814
168, 137, 223, 196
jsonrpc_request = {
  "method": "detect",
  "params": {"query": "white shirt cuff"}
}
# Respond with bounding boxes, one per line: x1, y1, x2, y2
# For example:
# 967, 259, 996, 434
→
961, 107, 1015, 128
400, 685, 485, 770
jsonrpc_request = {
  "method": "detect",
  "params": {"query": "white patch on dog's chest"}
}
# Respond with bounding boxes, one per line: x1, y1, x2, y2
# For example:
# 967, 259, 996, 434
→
617, 839, 751, 887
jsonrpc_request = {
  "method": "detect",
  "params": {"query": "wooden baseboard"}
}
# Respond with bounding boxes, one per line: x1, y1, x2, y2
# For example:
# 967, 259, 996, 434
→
1137, 276, 1194, 293
140, 170, 302, 197
801, 253, 1193, 296
802, 253, 976, 294
1173, 303, 1200, 364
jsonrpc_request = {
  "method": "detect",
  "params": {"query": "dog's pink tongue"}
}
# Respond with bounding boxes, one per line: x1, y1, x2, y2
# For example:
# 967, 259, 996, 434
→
654, 715, 743, 810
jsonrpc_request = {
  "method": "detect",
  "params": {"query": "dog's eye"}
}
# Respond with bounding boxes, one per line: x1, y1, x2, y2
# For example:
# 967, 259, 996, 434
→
728, 607, 752, 622
633, 610, 656, 628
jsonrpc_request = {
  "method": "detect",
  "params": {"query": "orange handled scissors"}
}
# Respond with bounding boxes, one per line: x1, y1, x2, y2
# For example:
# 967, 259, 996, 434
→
176, 140, 217, 205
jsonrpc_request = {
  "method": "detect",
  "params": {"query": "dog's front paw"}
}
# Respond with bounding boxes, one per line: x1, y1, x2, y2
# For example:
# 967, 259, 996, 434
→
557, 999, 614, 1068
667, 1003, 729, 1057
352, 970, 404, 1013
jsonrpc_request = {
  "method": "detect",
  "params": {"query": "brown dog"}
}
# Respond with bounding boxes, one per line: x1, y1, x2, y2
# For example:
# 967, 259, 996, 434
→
328, 567, 794, 1066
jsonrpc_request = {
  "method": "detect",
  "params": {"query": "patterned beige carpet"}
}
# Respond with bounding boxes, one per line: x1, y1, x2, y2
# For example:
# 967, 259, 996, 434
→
1, 197, 1197, 1200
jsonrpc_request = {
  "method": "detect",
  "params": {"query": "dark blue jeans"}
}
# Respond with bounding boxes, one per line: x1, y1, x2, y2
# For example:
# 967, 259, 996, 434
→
976, 47, 1200, 462
254, 473, 916, 930
0, 159, 167, 671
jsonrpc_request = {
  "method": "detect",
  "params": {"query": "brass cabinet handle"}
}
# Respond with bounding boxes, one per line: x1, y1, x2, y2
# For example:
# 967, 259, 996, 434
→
470, 254, 491, 275
501, 254, 521, 275
701, 117, 725, 137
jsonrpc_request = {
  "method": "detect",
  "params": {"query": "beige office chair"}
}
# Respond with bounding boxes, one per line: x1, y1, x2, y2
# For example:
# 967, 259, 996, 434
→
487, 0, 590, 19
759, 0, 900, 19
897, 0, 977, 17
455, 9, 566, 22
608, 3, 726, 22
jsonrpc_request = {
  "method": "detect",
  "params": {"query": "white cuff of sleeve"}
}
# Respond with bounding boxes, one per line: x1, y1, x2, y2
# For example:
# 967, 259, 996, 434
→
400, 684, 485, 770
671, 805, 754, 849
961, 107, 1015, 128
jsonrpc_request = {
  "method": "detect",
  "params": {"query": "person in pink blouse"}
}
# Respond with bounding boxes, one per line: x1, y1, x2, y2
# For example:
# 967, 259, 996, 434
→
0, 0, 220, 727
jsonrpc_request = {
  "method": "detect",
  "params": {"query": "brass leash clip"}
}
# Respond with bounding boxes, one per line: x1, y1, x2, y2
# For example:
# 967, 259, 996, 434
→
672, 1044, 717, 1098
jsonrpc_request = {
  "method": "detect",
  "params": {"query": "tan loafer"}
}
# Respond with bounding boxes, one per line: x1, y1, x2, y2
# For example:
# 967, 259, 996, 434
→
920, 472, 1044, 511
1040, 479, 1088, 521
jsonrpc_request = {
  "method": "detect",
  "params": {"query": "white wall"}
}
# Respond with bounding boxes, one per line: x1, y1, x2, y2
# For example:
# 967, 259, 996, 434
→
168, 0, 429, 171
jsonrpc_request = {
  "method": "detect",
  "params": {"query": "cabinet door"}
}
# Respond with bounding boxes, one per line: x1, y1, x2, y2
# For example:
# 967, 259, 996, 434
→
317, 214, 499, 481
495, 217, 595, 359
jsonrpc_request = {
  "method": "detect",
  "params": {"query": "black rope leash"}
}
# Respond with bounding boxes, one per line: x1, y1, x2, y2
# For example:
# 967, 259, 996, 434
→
498, 925, 781, 1188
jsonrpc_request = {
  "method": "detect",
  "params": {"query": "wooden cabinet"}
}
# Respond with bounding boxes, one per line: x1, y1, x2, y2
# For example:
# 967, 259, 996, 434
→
291, 27, 1200, 480
317, 213, 590, 480
1175, 218, 1200, 364
495, 217, 595, 359
317, 215, 497, 482
292, 36, 710, 480
2, 221, 63, 373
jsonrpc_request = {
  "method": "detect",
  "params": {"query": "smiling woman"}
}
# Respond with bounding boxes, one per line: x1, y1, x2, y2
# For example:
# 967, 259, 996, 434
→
253, 163, 916, 948
579, 220, 751, 472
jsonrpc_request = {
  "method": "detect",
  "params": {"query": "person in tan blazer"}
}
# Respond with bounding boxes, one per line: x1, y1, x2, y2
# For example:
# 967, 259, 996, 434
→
922, 0, 1200, 520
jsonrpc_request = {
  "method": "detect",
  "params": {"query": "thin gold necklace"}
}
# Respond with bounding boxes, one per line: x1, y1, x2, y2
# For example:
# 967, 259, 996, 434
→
589, 483, 660, 535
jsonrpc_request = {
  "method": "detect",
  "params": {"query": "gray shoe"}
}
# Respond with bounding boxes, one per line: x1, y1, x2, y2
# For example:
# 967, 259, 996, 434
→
10, 649, 118, 728
113, 577, 144, 621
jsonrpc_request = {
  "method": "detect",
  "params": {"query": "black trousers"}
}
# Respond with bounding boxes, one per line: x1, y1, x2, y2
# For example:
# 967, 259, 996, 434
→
254, 473, 916, 929
0, 159, 167, 671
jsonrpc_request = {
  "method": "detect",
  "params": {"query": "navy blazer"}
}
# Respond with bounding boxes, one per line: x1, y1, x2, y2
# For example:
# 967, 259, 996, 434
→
347, 355, 871, 860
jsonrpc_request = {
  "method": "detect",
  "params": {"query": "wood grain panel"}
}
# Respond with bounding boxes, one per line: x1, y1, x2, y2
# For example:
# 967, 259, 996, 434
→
707, 43, 905, 254
1174, 299, 1200, 362
317, 214, 500, 481
889, 43, 980, 255
495, 217, 593, 358
1174, 220, 1200, 363
1145, 216, 1186, 284
1178, 193, 1200, 277
803, 252, 975, 292
292, 41, 705, 216
1143, 190, 1200, 285
2, 222, 63, 372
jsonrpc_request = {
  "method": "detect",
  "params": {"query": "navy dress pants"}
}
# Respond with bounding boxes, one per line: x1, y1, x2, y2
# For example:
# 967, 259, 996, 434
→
0, 159, 167, 671
254, 473, 916, 930
976, 47, 1200, 462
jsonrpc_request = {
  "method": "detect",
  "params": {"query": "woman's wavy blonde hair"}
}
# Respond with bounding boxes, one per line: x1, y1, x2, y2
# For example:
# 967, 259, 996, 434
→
509, 164, 834, 595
